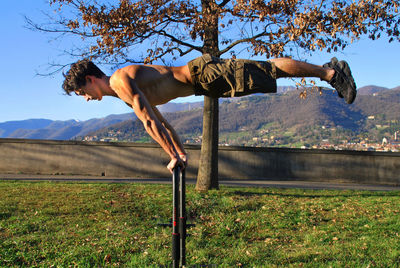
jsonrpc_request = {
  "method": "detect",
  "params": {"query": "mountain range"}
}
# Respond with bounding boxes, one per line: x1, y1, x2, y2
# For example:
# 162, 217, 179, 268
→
0, 101, 203, 140
0, 85, 398, 141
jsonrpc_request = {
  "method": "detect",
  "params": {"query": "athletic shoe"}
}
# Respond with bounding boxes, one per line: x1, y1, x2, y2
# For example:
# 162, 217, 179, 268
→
323, 57, 357, 104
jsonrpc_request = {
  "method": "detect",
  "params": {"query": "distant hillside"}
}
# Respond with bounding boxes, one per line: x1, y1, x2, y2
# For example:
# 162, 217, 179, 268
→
158, 101, 203, 113
2, 85, 399, 142
350, 87, 400, 120
0, 101, 202, 140
277, 86, 296, 93
0, 114, 135, 140
357, 85, 389, 95
0, 119, 53, 138
82, 87, 400, 145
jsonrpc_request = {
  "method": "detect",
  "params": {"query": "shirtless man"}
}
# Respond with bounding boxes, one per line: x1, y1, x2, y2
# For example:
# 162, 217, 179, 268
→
62, 54, 356, 172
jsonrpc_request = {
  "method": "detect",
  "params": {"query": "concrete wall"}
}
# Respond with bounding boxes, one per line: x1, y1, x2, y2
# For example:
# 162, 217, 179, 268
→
1, 138, 399, 185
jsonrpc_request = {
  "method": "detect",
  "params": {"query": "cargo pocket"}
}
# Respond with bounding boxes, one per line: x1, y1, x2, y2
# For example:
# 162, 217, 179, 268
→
243, 60, 277, 95
198, 55, 231, 98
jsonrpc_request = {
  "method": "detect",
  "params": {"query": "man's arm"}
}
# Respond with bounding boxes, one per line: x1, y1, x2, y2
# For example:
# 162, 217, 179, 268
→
110, 69, 183, 172
152, 107, 188, 165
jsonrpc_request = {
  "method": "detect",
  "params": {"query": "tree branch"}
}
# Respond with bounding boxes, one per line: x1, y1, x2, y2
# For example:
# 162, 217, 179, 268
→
218, 0, 231, 8
24, 16, 97, 38
179, 47, 194, 56
158, 30, 202, 52
218, 28, 270, 56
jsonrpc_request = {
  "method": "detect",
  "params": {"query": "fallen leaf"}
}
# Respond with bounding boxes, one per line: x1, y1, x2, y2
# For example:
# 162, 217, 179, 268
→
104, 254, 111, 263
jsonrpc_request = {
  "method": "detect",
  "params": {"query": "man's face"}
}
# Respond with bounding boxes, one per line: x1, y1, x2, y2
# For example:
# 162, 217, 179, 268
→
75, 76, 103, 101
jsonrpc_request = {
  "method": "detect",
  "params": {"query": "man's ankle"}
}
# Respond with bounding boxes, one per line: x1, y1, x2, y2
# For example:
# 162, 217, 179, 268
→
323, 68, 335, 82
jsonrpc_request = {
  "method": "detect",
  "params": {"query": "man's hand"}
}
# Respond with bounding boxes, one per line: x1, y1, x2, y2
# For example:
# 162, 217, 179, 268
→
167, 156, 186, 174
179, 153, 188, 166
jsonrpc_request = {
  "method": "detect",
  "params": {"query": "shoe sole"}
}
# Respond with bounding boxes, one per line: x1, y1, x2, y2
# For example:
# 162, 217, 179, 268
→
337, 60, 357, 104
323, 58, 343, 99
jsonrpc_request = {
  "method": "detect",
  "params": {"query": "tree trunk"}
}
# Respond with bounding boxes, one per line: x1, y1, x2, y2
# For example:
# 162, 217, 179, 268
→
195, 0, 220, 192
196, 96, 219, 191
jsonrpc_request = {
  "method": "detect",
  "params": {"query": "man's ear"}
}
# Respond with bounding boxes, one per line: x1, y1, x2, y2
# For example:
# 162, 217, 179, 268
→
85, 75, 94, 84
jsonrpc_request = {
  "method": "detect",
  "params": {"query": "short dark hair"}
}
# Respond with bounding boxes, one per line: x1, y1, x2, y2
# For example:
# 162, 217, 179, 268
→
62, 59, 105, 95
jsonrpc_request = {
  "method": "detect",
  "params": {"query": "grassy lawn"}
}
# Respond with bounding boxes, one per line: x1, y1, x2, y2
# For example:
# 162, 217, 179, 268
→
0, 181, 399, 267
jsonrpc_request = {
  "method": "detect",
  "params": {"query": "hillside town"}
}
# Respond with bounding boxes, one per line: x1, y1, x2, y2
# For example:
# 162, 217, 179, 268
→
76, 86, 400, 153
82, 127, 400, 152
310, 136, 400, 152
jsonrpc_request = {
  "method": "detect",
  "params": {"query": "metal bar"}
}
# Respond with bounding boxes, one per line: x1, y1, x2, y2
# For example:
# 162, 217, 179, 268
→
179, 168, 186, 266
172, 167, 180, 268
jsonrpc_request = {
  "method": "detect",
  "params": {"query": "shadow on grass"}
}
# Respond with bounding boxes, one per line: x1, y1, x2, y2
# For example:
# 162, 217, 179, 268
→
0, 212, 12, 220
228, 189, 400, 199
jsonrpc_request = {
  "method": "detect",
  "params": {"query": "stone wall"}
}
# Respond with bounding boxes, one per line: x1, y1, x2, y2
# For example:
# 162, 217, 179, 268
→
1, 138, 399, 185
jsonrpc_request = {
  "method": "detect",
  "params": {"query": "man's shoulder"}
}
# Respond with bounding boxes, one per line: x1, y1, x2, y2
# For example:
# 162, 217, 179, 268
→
109, 65, 142, 88
111, 65, 141, 79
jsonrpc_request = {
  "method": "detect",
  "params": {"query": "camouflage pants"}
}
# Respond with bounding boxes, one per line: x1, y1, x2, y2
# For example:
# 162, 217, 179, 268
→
188, 54, 277, 98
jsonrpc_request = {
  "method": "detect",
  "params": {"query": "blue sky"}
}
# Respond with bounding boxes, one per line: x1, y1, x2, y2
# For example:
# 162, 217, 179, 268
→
1, 0, 399, 123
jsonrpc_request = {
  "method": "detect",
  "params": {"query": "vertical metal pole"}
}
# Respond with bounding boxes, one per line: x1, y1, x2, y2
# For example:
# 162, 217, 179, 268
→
172, 167, 180, 268
179, 168, 186, 266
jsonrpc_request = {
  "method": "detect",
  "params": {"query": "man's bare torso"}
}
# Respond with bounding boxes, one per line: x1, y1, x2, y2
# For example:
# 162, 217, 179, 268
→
111, 64, 195, 106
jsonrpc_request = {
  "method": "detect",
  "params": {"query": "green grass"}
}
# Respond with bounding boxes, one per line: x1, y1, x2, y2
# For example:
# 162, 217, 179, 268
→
1, 181, 400, 267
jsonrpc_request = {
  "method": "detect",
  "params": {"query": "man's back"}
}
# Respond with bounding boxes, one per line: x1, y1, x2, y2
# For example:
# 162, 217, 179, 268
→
110, 64, 194, 106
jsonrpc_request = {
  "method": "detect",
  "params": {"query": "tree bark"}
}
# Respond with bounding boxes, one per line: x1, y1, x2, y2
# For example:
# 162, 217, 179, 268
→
195, 96, 219, 191
195, 0, 220, 192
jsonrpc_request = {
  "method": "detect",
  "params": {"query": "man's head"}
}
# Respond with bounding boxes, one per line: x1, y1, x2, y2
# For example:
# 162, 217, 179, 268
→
62, 59, 105, 96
